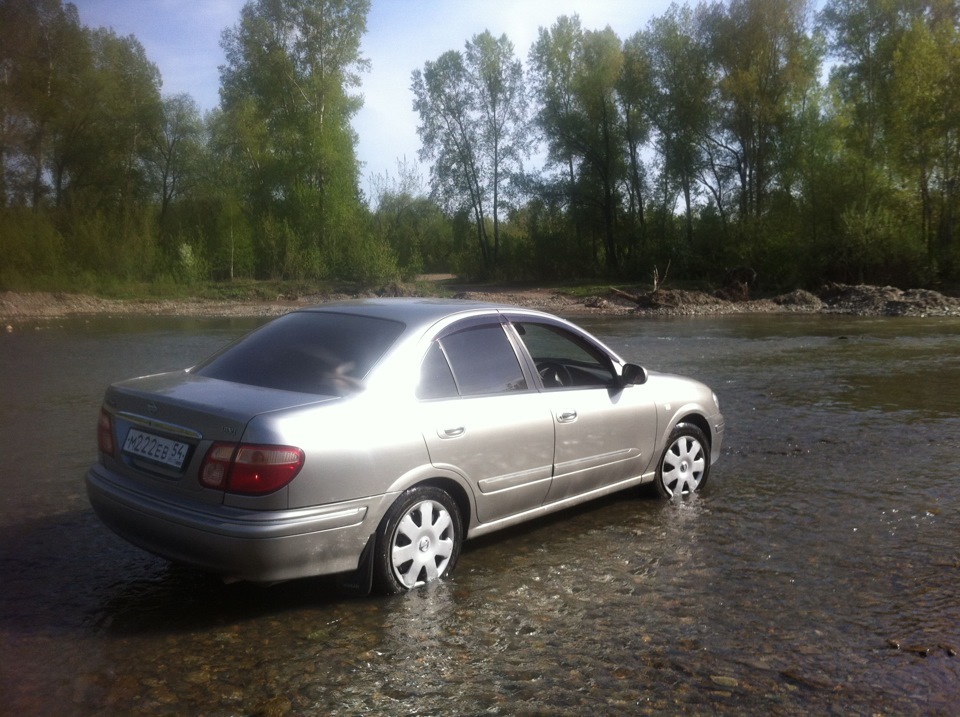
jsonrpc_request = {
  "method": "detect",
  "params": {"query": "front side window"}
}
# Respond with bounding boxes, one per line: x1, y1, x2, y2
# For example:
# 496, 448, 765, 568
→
418, 323, 527, 398
513, 321, 616, 389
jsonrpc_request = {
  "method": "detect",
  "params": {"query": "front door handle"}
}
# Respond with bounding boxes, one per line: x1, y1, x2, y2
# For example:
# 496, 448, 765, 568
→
557, 411, 577, 423
440, 426, 465, 438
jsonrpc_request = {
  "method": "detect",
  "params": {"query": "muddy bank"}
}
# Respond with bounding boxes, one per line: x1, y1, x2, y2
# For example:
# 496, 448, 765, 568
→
2, 282, 959, 324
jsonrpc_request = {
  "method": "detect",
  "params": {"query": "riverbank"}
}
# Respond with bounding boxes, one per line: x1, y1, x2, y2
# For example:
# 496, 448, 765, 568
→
2, 282, 959, 325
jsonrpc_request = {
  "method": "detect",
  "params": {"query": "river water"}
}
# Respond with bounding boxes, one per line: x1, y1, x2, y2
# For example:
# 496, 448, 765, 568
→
1, 313, 958, 716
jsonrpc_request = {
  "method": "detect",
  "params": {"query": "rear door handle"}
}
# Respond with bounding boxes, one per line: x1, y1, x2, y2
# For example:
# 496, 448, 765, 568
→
440, 426, 465, 438
557, 411, 577, 423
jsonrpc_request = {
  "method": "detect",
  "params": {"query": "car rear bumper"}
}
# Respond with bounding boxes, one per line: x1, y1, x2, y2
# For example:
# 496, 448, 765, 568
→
85, 463, 389, 583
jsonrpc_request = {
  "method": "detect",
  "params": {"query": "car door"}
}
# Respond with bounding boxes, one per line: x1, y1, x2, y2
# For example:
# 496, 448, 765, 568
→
417, 318, 555, 524
508, 319, 657, 504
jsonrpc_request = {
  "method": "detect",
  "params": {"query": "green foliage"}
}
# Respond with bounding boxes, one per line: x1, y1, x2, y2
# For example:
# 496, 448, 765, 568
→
0, 208, 64, 287
832, 201, 929, 286
216, 0, 371, 282
176, 242, 207, 285
369, 160, 457, 279
3, 0, 958, 295
341, 235, 399, 284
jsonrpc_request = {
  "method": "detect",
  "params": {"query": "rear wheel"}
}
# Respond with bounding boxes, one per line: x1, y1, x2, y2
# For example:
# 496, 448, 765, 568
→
373, 486, 462, 594
655, 423, 710, 498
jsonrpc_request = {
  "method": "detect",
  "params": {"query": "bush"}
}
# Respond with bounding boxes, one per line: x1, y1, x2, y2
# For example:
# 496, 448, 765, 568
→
0, 209, 64, 288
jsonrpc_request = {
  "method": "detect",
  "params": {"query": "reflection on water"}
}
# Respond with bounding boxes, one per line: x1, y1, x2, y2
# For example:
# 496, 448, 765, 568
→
1, 314, 959, 715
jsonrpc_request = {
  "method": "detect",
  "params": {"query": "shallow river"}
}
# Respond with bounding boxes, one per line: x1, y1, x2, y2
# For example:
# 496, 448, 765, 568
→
1, 313, 958, 716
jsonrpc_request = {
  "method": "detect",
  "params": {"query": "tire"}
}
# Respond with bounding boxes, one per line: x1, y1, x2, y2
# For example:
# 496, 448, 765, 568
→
373, 486, 462, 594
655, 423, 710, 498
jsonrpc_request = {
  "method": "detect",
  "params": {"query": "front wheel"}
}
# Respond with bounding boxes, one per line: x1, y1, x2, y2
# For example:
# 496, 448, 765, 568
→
373, 486, 463, 594
655, 423, 710, 498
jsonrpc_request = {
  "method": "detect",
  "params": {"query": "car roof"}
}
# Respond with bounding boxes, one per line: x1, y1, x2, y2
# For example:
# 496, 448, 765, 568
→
296, 297, 549, 333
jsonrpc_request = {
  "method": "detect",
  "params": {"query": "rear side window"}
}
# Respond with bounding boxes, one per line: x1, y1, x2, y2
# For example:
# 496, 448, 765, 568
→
418, 323, 527, 398
194, 312, 405, 395
418, 342, 459, 400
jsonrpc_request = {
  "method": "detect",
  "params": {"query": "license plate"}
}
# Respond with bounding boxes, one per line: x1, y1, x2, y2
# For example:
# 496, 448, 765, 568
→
122, 428, 189, 469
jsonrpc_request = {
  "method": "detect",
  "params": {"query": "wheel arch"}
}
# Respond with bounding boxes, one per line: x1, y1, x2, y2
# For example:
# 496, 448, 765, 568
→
416, 477, 473, 535
675, 413, 712, 450
380, 466, 476, 535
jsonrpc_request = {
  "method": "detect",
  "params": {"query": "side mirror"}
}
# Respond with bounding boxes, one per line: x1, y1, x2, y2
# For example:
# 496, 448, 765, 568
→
620, 363, 648, 386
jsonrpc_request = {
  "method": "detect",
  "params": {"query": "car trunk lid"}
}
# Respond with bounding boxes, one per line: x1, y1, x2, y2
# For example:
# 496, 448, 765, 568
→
101, 370, 335, 504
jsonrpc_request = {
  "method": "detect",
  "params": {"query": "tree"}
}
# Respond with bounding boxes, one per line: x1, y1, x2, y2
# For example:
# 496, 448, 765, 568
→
148, 94, 203, 227
218, 0, 372, 279
819, 0, 960, 283
412, 31, 527, 273
529, 18, 628, 273
578, 27, 627, 272
888, 12, 960, 274
617, 31, 653, 245
0, 0, 87, 208
65, 28, 163, 210
707, 0, 819, 221
819, 0, 904, 173
637, 5, 714, 245
529, 16, 583, 193
528, 15, 586, 259
466, 31, 528, 267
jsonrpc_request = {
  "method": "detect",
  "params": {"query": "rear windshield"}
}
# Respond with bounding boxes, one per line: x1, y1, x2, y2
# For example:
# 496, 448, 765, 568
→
193, 311, 405, 395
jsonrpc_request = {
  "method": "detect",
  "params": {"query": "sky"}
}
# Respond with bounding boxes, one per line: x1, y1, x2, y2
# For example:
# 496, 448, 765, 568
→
69, 0, 677, 195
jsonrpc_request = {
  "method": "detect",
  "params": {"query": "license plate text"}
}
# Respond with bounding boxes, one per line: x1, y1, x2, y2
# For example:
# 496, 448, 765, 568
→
122, 428, 188, 469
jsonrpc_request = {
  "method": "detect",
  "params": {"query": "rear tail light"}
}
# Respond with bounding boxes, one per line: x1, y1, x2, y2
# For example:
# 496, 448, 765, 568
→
97, 408, 115, 457
200, 442, 305, 495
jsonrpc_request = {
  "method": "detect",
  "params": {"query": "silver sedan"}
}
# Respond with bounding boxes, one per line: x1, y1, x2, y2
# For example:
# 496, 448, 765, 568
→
86, 299, 724, 594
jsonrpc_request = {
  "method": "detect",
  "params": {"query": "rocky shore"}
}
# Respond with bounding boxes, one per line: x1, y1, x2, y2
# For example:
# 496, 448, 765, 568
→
2, 282, 959, 325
